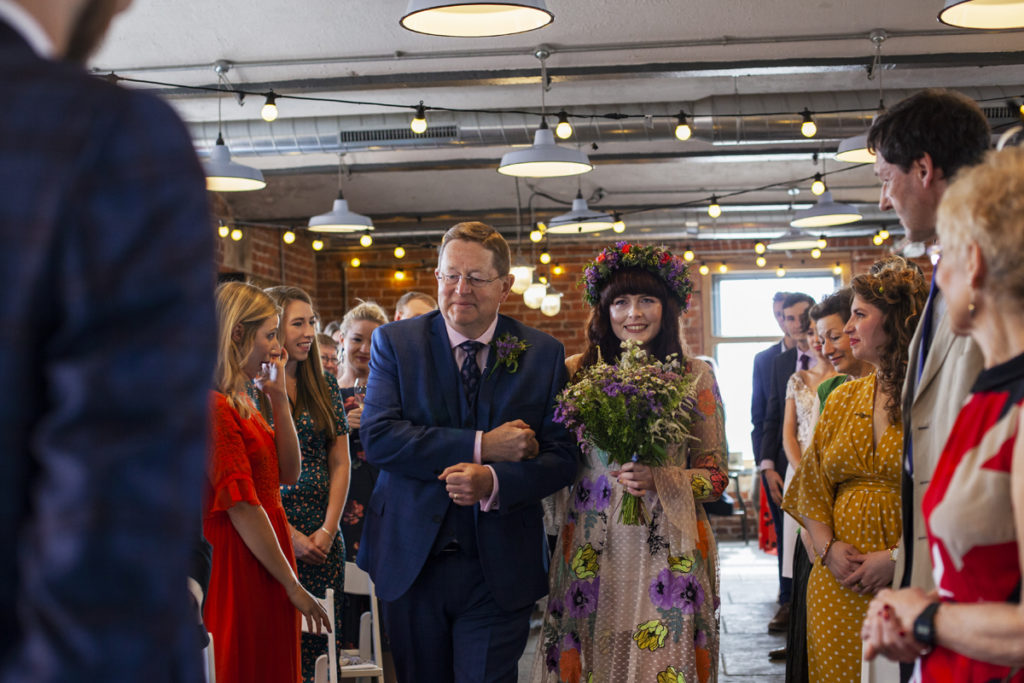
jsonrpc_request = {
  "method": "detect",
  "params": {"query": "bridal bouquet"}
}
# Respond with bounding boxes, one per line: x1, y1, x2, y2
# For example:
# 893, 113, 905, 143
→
554, 340, 699, 525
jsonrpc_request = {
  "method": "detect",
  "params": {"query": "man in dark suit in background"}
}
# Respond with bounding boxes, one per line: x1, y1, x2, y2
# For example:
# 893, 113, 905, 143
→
358, 222, 578, 683
751, 291, 793, 467
757, 292, 815, 640
0, 1, 216, 680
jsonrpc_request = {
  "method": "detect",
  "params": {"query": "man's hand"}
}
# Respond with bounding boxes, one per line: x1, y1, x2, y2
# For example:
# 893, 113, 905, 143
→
439, 463, 494, 506
481, 420, 538, 463
763, 469, 784, 505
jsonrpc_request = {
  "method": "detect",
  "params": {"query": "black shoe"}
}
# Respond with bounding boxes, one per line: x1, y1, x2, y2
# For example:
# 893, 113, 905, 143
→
767, 602, 790, 632
769, 646, 787, 661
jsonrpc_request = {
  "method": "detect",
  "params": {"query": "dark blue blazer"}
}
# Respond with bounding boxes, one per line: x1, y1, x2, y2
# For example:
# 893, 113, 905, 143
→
357, 311, 578, 611
759, 347, 799, 475
751, 340, 784, 463
0, 21, 215, 682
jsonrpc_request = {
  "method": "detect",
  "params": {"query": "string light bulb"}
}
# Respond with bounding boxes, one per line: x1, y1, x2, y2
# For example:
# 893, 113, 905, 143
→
394, 245, 406, 259
311, 239, 324, 251
410, 102, 427, 135
833, 262, 843, 275
282, 230, 296, 244
674, 110, 692, 141
395, 269, 406, 281
872, 232, 884, 246
552, 263, 565, 276
554, 111, 573, 140
217, 221, 229, 238
230, 228, 243, 242
754, 241, 767, 255
817, 235, 828, 249
756, 256, 767, 268
718, 263, 729, 274
261, 91, 279, 122
800, 108, 817, 138
538, 275, 548, 284
360, 232, 373, 248
811, 173, 826, 196
612, 212, 626, 233
529, 227, 544, 242
776, 264, 787, 277
879, 228, 890, 241
350, 257, 361, 268
811, 248, 822, 259
539, 250, 552, 265
683, 246, 695, 262
698, 262, 710, 276
708, 196, 722, 219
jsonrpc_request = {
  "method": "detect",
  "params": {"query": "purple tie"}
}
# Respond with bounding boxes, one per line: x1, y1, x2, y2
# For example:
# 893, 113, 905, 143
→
459, 341, 484, 406
800, 355, 810, 371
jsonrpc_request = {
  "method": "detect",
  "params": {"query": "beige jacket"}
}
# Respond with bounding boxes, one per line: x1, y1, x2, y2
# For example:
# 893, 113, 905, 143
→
896, 289, 984, 591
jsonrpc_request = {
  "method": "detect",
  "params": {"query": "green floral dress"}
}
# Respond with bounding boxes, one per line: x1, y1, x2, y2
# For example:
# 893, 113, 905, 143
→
530, 359, 729, 683
262, 373, 350, 683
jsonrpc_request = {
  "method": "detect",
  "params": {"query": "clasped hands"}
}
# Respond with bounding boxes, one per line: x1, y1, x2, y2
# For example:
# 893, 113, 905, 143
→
861, 587, 935, 663
439, 420, 538, 506
823, 540, 896, 596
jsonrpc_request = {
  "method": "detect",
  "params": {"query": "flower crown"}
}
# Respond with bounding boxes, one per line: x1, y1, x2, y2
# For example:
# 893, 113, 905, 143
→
580, 242, 693, 309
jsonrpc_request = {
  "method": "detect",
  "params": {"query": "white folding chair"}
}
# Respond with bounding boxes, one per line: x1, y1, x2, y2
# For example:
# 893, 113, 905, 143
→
202, 632, 215, 683
302, 588, 338, 683
340, 561, 385, 683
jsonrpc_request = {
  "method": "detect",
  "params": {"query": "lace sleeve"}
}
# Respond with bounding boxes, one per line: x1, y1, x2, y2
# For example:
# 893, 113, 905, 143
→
651, 360, 729, 542
208, 393, 260, 513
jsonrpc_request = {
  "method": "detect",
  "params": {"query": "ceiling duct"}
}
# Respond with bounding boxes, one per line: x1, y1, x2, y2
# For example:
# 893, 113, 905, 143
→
188, 86, 1019, 157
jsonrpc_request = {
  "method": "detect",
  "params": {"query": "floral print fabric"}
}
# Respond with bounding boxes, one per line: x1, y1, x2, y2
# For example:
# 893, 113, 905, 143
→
531, 360, 729, 683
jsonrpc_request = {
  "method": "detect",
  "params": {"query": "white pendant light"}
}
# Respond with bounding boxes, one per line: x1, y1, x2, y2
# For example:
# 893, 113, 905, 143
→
510, 264, 535, 294
547, 191, 613, 234
308, 192, 374, 233
938, 0, 1024, 29
400, 0, 553, 37
540, 291, 562, 316
834, 133, 876, 164
766, 230, 824, 251
523, 282, 547, 309
205, 134, 266, 192
790, 191, 862, 228
498, 121, 592, 178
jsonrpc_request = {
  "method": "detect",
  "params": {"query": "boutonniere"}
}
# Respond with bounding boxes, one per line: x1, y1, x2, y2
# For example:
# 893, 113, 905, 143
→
489, 333, 530, 377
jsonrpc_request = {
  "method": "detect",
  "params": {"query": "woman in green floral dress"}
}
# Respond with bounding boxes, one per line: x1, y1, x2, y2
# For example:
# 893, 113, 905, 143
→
530, 243, 729, 683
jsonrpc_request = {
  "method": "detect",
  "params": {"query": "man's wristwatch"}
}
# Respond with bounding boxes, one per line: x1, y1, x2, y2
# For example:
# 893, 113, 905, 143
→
912, 602, 941, 648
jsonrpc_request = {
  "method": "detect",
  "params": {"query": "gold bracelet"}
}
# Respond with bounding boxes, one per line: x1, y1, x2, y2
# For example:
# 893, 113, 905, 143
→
319, 526, 336, 539
820, 538, 835, 563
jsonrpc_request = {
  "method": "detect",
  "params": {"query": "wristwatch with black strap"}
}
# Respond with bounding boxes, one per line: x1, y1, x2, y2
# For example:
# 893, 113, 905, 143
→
913, 601, 941, 648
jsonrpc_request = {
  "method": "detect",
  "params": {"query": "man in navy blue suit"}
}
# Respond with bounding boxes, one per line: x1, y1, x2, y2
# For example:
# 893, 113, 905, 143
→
358, 222, 578, 682
0, 1, 215, 680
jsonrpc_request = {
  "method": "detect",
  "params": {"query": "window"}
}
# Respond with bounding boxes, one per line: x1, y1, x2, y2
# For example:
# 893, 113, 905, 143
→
709, 271, 839, 464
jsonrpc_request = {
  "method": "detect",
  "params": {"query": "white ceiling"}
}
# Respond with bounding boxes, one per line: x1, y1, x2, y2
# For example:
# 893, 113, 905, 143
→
90, 0, 1024, 246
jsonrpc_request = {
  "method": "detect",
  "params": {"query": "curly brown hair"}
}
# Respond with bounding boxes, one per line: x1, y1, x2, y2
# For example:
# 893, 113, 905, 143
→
850, 255, 928, 425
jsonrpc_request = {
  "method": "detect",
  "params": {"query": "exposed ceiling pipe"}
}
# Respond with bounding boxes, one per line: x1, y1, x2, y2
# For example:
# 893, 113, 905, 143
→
188, 87, 1020, 158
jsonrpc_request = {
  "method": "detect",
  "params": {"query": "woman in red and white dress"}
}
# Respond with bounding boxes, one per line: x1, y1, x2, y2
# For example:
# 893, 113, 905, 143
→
862, 148, 1024, 682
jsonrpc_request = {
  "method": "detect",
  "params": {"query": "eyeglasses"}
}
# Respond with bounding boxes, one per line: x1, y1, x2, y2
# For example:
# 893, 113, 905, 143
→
435, 272, 501, 288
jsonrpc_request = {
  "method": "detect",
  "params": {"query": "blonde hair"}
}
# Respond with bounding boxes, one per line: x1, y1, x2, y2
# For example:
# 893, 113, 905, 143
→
215, 281, 279, 419
340, 300, 389, 337
438, 221, 511, 276
264, 286, 337, 441
938, 147, 1024, 310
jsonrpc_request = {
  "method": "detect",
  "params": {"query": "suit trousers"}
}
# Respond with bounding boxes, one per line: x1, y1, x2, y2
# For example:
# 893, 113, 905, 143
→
382, 549, 533, 683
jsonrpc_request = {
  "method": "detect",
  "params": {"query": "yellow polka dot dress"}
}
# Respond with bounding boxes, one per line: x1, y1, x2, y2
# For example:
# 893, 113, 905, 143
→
781, 374, 902, 683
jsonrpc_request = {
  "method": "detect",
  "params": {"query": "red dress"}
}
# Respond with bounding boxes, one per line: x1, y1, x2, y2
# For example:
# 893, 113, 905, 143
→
204, 392, 300, 683
919, 353, 1024, 683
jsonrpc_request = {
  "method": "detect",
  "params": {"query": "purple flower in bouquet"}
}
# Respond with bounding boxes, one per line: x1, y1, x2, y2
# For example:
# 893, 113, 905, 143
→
566, 578, 600, 618
671, 573, 705, 614
649, 568, 675, 610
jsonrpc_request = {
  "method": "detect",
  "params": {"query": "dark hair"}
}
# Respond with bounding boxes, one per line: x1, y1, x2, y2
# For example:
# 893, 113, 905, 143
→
850, 258, 928, 425
867, 89, 990, 179
772, 291, 792, 304
809, 288, 853, 324
578, 267, 683, 372
782, 292, 815, 310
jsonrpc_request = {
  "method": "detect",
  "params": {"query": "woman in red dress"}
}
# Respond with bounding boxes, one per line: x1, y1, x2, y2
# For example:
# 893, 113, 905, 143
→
862, 148, 1024, 681
204, 282, 330, 683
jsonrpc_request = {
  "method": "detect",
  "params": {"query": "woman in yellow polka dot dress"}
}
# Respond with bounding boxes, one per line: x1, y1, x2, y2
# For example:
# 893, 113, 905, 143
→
782, 257, 927, 681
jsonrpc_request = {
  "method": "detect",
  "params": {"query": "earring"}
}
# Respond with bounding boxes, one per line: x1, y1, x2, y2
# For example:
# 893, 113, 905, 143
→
968, 289, 977, 317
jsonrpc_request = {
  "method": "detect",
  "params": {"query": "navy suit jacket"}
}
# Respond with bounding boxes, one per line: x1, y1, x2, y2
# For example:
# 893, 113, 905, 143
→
759, 347, 799, 475
0, 22, 215, 682
357, 311, 578, 611
751, 340, 784, 462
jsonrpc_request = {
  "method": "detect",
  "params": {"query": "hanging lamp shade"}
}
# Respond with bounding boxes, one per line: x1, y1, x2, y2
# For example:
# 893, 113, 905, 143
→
938, 0, 1024, 29
766, 229, 826, 251
510, 264, 535, 294
498, 124, 592, 178
308, 192, 374, 233
546, 193, 614, 234
523, 282, 547, 309
400, 0, 553, 37
790, 191, 862, 228
205, 135, 266, 192
834, 133, 876, 164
